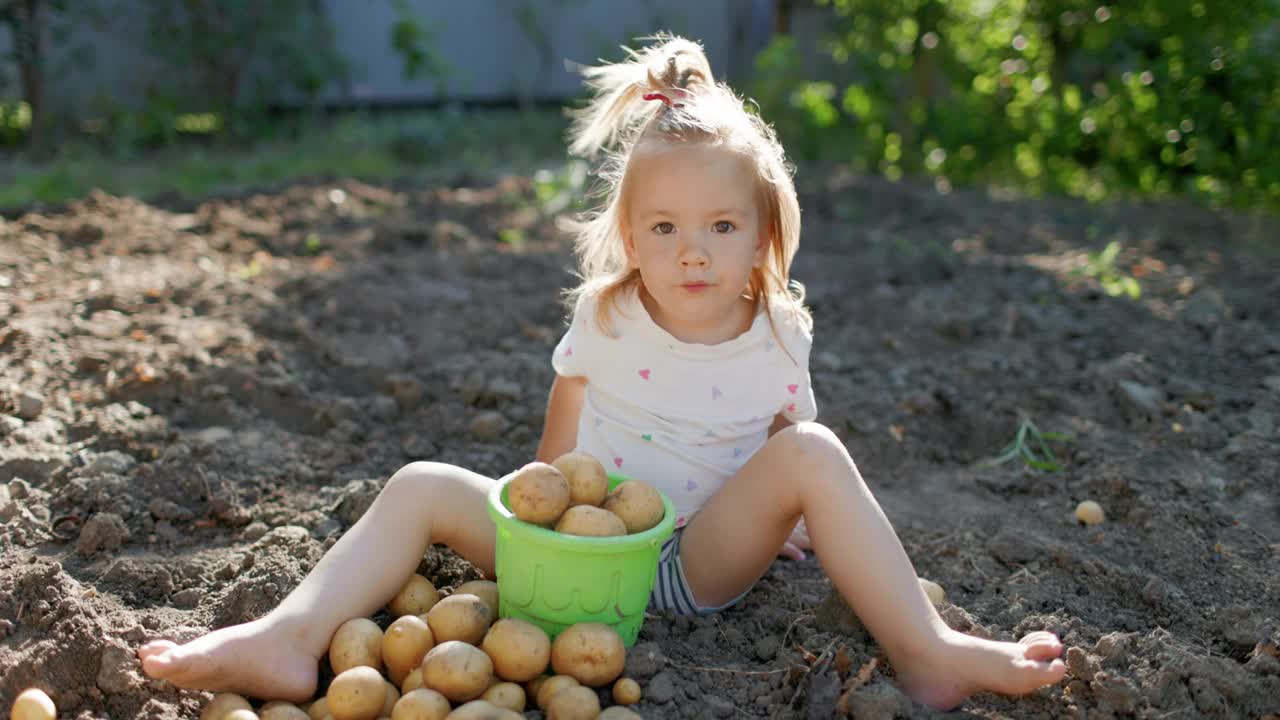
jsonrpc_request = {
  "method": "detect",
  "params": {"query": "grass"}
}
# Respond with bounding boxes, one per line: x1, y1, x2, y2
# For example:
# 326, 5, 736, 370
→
0, 108, 571, 210
980, 417, 1071, 472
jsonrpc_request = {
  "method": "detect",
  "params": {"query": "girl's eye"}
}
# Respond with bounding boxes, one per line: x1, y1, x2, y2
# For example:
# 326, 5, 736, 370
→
652, 222, 675, 234
713, 220, 736, 233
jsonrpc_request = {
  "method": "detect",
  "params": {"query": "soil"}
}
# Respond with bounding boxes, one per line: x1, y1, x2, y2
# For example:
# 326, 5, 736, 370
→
1, 168, 1278, 720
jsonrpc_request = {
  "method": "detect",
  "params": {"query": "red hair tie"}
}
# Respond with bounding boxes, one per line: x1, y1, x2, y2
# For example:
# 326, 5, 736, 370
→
643, 92, 685, 109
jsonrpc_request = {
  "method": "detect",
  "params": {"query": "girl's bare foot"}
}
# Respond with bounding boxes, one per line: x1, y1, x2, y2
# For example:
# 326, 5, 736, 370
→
137, 619, 319, 703
896, 629, 1067, 710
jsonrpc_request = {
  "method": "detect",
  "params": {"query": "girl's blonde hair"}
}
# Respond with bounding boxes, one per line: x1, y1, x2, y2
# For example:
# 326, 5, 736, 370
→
562, 34, 810, 338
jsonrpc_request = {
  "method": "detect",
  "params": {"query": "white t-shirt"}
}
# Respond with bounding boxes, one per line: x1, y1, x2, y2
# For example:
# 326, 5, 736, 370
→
552, 287, 818, 527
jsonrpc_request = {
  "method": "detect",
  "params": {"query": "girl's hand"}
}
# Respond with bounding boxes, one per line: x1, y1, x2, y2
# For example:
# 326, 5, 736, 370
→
778, 518, 811, 561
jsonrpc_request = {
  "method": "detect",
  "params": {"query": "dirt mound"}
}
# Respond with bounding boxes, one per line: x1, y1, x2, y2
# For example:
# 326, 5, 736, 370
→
1, 176, 1277, 718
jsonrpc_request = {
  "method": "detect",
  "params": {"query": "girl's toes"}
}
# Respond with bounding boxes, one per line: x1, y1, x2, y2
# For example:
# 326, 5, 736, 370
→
138, 640, 177, 662
1018, 631, 1058, 646
1023, 638, 1064, 663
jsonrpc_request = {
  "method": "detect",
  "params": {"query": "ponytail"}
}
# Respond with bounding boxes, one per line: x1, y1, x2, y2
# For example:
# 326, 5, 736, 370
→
568, 35, 714, 158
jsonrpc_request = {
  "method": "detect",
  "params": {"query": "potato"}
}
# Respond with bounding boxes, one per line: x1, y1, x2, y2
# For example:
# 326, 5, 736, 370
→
383, 615, 435, 686
550, 623, 626, 687
306, 697, 329, 720
390, 574, 442, 617
601, 480, 664, 533
543, 686, 600, 720
201, 693, 252, 720
453, 580, 499, 616
480, 682, 525, 712
426, 593, 493, 645
328, 666, 388, 720
506, 462, 571, 525
524, 675, 548, 701
381, 683, 401, 718
481, 618, 552, 682
552, 452, 609, 507
421, 640, 494, 703
612, 677, 641, 705
400, 668, 425, 694
224, 711, 260, 720
443, 701, 522, 720
598, 707, 644, 720
261, 701, 310, 720
919, 577, 946, 605
534, 675, 580, 710
554, 505, 627, 537
330, 618, 385, 674
12, 689, 56, 720
1075, 500, 1105, 525
389, 689, 450, 720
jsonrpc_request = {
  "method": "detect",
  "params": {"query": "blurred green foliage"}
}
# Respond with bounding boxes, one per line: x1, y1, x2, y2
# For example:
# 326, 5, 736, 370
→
753, 0, 1280, 210
133, 0, 347, 141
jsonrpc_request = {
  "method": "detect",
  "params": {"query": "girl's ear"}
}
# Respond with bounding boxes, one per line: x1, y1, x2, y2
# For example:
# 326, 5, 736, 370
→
752, 230, 770, 268
622, 220, 640, 269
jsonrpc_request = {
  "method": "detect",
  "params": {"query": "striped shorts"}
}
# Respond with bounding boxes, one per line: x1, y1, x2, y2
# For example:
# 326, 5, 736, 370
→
648, 529, 751, 616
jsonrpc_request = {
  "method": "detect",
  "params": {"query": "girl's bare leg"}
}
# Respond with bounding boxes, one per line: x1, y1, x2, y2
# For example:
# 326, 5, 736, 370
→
679, 423, 1066, 710
137, 462, 498, 702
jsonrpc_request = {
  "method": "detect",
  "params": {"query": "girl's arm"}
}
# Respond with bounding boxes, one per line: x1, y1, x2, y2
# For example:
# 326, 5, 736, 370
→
535, 375, 587, 462
768, 413, 792, 438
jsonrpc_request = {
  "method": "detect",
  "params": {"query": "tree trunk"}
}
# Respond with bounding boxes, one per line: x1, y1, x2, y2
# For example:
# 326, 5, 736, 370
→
13, 0, 44, 146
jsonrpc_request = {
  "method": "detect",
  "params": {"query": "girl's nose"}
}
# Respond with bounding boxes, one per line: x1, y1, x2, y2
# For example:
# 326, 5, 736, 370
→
679, 239, 710, 267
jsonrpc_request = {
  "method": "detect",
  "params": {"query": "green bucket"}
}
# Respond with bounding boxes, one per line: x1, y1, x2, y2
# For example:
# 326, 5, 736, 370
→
487, 473, 676, 646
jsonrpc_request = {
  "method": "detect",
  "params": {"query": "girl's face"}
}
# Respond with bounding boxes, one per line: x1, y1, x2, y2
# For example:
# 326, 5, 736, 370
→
623, 142, 767, 345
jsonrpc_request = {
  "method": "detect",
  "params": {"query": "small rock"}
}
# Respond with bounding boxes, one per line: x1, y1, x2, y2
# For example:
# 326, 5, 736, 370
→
1116, 380, 1164, 420
82, 450, 137, 476
754, 634, 781, 661
485, 378, 522, 404
401, 434, 438, 459
846, 681, 912, 720
625, 642, 666, 680
805, 671, 841, 720
0, 414, 23, 436
384, 373, 425, 411
815, 590, 869, 639
704, 695, 734, 718
1247, 409, 1275, 436
370, 395, 399, 421
77, 512, 130, 556
1094, 632, 1134, 665
192, 426, 235, 445
1141, 577, 1171, 606
148, 498, 194, 523
171, 589, 201, 608
8, 477, 30, 498
988, 530, 1040, 565
1065, 646, 1099, 680
208, 497, 252, 527
255, 525, 313, 549
0, 484, 13, 521
96, 643, 141, 694
646, 671, 676, 703
242, 522, 269, 541
1182, 288, 1228, 330
1264, 376, 1280, 394
1091, 671, 1140, 714
1218, 605, 1263, 649
12, 388, 44, 420
470, 411, 509, 441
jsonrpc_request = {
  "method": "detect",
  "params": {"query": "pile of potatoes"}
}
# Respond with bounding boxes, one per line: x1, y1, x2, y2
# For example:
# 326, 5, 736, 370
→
195, 574, 645, 720
508, 453, 664, 537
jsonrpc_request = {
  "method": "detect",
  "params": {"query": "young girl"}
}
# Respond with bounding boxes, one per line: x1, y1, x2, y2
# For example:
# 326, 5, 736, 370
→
138, 36, 1066, 710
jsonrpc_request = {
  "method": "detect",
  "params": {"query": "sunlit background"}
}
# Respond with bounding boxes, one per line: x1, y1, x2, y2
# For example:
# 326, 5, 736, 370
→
1, 0, 1277, 212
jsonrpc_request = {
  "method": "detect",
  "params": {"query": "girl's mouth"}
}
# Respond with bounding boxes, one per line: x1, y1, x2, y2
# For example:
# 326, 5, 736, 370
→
681, 282, 710, 291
